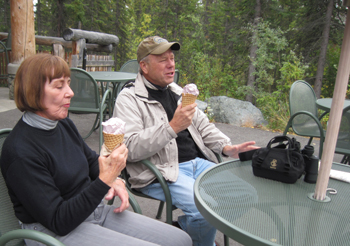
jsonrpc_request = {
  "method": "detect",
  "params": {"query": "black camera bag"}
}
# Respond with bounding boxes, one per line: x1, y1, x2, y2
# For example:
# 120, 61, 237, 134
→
252, 135, 305, 184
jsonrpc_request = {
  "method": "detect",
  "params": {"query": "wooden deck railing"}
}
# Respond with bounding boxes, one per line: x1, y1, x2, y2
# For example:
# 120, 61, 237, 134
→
0, 30, 117, 86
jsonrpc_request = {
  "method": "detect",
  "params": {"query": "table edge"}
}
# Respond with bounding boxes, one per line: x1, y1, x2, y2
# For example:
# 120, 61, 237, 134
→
194, 160, 280, 246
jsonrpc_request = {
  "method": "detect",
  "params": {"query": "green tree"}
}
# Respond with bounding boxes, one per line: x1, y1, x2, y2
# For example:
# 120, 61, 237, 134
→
0, 0, 10, 32
114, 0, 132, 69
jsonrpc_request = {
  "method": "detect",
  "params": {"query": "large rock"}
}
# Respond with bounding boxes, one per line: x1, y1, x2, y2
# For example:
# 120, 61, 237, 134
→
207, 96, 267, 127
195, 100, 207, 112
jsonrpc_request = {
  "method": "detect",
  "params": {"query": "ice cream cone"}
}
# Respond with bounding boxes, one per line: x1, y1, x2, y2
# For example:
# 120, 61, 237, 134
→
182, 93, 197, 107
103, 132, 124, 151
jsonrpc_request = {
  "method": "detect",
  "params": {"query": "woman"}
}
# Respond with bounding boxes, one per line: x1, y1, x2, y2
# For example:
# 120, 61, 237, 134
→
0, 53, 192, 246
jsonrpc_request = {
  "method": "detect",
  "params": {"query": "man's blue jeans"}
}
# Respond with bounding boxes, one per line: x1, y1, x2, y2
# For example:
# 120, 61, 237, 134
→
140, 157, 216, 246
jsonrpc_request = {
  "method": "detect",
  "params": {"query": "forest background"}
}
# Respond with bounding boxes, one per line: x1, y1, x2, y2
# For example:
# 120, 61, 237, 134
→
0, 0, 349, 131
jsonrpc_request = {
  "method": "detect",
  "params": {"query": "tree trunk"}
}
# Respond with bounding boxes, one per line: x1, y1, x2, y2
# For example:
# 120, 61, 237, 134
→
36, 0, 43, 51
3, 0, 11, 30
314, 0, 334, 98
203, 0, 212, 38
164, 0, 168, 39
57, 0, 64, 37
245, 0, 261, 103
10, 0, 36, 64
36, 0, 41, 34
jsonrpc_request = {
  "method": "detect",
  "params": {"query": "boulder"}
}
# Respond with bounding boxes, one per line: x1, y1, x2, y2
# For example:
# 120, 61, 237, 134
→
195, 100, 207, 112
206, 96, 267, 127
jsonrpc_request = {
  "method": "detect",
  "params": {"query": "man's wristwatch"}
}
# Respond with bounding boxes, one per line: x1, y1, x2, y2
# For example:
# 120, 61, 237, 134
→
116, 177, 126, 185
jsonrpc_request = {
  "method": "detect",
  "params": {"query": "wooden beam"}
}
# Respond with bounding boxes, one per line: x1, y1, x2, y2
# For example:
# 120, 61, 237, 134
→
85, 60, 115, 67
0, 32, 8, 40
0, 32, 113, 53
63, 28, 119, 46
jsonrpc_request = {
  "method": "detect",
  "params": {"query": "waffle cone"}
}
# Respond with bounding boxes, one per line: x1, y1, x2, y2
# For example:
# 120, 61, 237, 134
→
103, 132, 124, 151
182, 93, 197, 107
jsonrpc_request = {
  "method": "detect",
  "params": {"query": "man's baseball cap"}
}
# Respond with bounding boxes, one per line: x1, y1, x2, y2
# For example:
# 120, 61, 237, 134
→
137, 36, 180, 62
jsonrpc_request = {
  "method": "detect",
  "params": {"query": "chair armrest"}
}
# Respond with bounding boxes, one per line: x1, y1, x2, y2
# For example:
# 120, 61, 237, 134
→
99, 88, 113, 150
139, 160, 174, 223
140, 160, 172, 207
0, 229, 65, 246
0, 40, 7, 51
140, 154, 222, 205
283, 110, 325, 157
126, 189, 142, 214
294, 110, 324, 132
283, 110, 325, 137
101, 88, 113, 112
106, 190, 142, 214
214, 152, 223, 163
319, 111, 328, 121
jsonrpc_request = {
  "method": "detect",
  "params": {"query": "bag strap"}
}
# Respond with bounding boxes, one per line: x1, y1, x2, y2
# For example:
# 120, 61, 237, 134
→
267, 135, 293, 149
239, 135, 301, 162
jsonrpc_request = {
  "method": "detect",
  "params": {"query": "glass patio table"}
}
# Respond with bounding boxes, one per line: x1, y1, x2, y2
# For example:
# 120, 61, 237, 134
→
88, 71, 137, 108
194, 159, 350, 246
316, 98, 350, 113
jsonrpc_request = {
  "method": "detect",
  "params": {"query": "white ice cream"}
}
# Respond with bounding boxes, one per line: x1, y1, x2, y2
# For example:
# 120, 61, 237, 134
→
183, 83, 199, 96
102, 117, 126, 135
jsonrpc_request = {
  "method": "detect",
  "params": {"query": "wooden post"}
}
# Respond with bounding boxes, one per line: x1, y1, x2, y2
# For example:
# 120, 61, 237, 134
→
10, 0, 36, 63
53, 44, 65, 60
69, 39, 86, 68
7, 0, 35, 99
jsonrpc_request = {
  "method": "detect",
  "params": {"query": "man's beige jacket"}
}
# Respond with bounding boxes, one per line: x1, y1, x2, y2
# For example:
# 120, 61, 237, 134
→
113, 73, 231, 189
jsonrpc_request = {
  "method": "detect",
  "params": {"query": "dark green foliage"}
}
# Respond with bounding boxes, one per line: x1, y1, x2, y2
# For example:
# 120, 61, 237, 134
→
0, 0, 10, 33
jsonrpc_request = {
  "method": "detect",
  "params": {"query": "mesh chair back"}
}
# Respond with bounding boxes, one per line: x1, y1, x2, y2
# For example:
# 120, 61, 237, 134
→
0, 29, 11, 80
5, 29, 11, 49
0, 129, 24, 246
120, 60, 139, 74
174, 70, 179, 84
289, 80, 322, 137
335, 106, 350, 159
70, 68, 100, 109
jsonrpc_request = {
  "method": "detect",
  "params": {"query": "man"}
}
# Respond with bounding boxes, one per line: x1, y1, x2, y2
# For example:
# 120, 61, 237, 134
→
113, 36, 258, 246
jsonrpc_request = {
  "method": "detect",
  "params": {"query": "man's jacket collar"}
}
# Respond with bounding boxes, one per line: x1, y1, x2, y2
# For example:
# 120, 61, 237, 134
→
134, 73, 183, 100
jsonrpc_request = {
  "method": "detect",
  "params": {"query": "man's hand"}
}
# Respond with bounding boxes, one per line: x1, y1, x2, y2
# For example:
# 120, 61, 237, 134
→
223, 141, 259, 158
169, 103, 197, 134
104, 179, 129, 213
99, 143, 128, 187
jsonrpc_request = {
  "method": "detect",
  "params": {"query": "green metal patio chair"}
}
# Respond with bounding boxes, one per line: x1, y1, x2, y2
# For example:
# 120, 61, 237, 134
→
283, 80, 327, 157
104, 59, 138, 106
122, 153, 223, 225
69, 68, 112, 152
335, 105, 350, 164
122, 153, 229, 245
0, 128, 66, 246
121, 160, 176, 225
120, 59, 139, 74
174, 69, 179, 84
0, 29, 11, 81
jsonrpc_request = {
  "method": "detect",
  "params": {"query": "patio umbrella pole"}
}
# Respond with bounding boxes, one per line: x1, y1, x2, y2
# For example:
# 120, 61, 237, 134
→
313, 8, 350, 201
